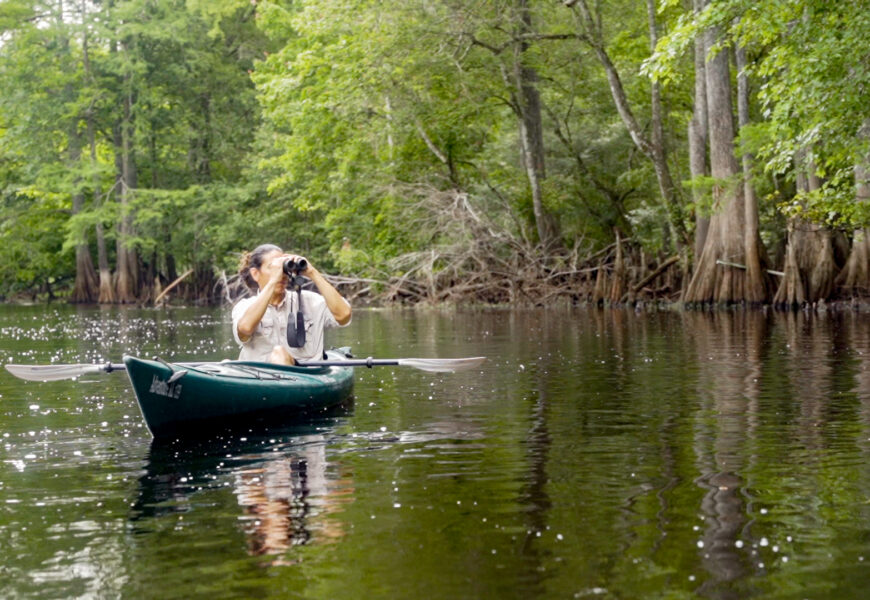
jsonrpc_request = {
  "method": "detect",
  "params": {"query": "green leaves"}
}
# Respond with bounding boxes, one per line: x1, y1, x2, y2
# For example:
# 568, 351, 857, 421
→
5, 0, 869, 300
0, 0, 273, 298
654, 0, 870, 229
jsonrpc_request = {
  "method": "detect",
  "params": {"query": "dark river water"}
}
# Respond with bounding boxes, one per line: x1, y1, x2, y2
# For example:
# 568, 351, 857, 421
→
2, 305, 870, 599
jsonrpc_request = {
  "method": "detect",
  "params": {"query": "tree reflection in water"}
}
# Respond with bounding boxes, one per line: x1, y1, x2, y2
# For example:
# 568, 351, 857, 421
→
686, 311, 767, 598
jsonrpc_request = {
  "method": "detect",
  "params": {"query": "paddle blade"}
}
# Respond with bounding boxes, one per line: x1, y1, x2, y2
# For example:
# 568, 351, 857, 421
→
4, 363, 108, 382
397, 356, 486, 373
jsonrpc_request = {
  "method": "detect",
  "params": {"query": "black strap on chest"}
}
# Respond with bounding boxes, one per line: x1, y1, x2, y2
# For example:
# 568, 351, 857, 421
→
286, 276, 306, 348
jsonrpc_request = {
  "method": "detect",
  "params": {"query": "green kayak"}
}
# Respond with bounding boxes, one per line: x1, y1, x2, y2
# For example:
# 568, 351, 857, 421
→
124, 350, 354, 437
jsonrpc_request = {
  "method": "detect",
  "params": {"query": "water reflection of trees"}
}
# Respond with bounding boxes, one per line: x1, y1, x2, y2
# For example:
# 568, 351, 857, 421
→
684, 310, 860, 598
684, 311, 769, 597
490, 307, 870, 597
847, 312, 870, 431
840, 312, 870, 549
781, 312, 843, 450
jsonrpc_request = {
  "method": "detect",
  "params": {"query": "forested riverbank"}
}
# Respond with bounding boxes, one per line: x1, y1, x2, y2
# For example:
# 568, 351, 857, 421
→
1, 1, 868, 307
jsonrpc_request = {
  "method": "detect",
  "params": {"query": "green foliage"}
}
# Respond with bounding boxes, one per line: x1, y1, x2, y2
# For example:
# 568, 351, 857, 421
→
250, 0, 675, 268
4, 0, 870, 301
654, 0, 870, 231
0, 0, 270, 298
0, 0, 711, 295
0, 188, 71, 298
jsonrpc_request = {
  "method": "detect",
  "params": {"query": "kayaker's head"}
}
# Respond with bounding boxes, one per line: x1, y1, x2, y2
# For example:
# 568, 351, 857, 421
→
239, 243, 284, 291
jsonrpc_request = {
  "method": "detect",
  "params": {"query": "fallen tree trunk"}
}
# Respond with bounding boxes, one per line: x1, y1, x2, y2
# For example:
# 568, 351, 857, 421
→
154, 268, 193, 305
633, 255, 679, 294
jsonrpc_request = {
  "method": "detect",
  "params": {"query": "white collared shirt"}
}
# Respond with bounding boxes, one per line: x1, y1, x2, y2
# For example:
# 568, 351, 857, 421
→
231, 289, 350, 362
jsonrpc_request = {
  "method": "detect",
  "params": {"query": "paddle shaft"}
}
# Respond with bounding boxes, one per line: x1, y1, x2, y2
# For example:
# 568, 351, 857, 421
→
299, 358, 398, 368
300, 356, 485, 372
108, 359, 440, 368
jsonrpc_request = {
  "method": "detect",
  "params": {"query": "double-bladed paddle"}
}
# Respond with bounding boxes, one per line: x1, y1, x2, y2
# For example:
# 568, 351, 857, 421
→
298, 356, 486, 373
4, 355, 486, 382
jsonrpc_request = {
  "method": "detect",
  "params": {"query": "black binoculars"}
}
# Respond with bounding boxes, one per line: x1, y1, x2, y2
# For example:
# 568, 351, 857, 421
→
282, 257, 308, 276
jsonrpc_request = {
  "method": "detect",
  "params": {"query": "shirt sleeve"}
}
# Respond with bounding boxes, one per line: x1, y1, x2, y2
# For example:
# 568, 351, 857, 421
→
301, 290, 350, 330
231, 297, 255, 346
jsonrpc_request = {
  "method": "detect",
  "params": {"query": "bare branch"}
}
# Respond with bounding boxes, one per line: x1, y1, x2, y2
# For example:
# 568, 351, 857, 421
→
415, 122, 449, 165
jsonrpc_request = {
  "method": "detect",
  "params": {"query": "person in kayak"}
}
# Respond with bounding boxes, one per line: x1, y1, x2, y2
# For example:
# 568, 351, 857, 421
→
233, 244, 351, 365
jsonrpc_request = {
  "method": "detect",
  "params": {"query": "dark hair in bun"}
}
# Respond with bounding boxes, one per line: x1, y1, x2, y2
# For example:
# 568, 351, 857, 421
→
238, 244, 282, 290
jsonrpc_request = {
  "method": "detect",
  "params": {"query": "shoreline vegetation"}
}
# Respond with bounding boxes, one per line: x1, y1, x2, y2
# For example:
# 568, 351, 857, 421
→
2, 2, 869, 311
6, 234, 870, 311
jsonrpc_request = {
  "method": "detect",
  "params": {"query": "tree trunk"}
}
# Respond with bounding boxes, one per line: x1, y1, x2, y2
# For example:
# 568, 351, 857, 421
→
646, 0, 684, 254
735, 42, 768, 303
142, 250, 157, 303
774, 153, 836, 305
193, 94, 212, 183
68, 127, 98, 303
608, 229, 624, 303
82, 17, 114, 304
95, 221, 114, 303
774, 222, 807, 306
837, 119, 870, 296
166, 251, 179, 285
87, 116, 115, 304
114, 73, 138, 304
689, 0, 709, 262
72, 215, 98, 303
574, 0, 688, 250
593, 265, 608, 304
809, 230, 836, 301
684, 20, 752, 304
514, 0, 559, 248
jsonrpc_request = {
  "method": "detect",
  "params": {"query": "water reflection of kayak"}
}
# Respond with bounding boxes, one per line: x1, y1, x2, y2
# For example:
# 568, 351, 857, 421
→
124, 350, 354, 437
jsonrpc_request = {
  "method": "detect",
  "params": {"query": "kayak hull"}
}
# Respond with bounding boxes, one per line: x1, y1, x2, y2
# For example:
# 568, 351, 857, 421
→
124, 352, 354, 437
